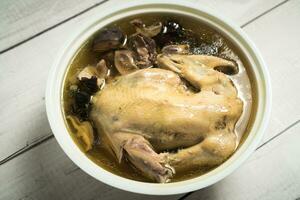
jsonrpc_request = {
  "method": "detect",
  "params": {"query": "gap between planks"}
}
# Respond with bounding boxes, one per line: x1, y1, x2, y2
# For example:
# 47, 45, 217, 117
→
176, 119, 300, 200
240, 0, 289, 28
0, 118, 299, 170
178, 192, 193, 200
0, 0, 109, 54
0, 0, 289, 55
0, 0, 296, 199
0, 134, 54, 165
0, 118, 298, 200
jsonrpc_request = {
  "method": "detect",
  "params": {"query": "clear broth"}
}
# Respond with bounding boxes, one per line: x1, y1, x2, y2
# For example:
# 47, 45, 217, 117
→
62, 13, 258, 182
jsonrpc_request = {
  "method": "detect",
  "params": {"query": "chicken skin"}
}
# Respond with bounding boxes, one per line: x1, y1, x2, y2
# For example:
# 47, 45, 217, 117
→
90, 54, 243, 183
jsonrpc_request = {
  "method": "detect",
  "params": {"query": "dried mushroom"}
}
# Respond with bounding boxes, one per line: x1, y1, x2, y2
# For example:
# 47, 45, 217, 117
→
99, 51, 115, 69
114, 50, 138, 75
93, 27, 126, 52
72, 61, 107, 121
67, 115, 94, 151
130, 19, 162, 38
71, 88, 91, 121
77, 78, 98, 95
77, 59, 108, 88
128, 34, 157, 68
96, 59, 109, 78
154, 21, 185, 47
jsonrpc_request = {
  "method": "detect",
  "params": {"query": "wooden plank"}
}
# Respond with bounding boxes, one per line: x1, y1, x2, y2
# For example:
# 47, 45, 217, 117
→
0, 116, 298, 200
242, 0, 300, 141
0, 138, 182, 200
0, 0, 288, 162
0, 0, 107, 52
185, 122, 300, 200
0, 1, 298, 199
0, 0, 284, 52
192, 0, 286, 26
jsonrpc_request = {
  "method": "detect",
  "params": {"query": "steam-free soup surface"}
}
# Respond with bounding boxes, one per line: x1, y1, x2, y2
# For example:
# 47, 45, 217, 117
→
62, 13, 256, 182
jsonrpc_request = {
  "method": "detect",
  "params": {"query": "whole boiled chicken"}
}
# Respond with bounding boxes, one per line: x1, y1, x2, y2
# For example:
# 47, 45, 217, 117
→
89, 54, 243, 183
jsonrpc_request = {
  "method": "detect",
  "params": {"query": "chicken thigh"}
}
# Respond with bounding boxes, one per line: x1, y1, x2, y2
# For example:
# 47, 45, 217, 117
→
90, 54, 243, 183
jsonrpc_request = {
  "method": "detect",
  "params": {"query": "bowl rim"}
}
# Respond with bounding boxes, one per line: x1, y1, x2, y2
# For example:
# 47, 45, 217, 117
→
45, 0, 272, 195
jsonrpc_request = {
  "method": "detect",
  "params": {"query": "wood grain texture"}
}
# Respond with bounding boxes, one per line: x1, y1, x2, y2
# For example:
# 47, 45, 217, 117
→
185, 122, 300, 200
0, 0, 288, 162
242, 0, 300, 141
0, 0, 298, 199
0, 138, 182, 200
191, 0, 286, 26
0, 0, 284, 52
0, 117, 298, 199
0, 0, 107, 52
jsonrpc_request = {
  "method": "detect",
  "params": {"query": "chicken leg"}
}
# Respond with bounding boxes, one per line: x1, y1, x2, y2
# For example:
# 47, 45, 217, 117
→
157, 54, 238, 97
167, 131, 236, 172
157, 54, 242, 172
111, 132, 174, 182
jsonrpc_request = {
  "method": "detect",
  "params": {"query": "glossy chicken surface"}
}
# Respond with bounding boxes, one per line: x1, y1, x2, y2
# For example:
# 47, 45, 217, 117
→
90, 54, 243, 183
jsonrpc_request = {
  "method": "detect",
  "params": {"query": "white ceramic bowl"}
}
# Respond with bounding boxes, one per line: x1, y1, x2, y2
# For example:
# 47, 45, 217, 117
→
46, 0, 271, 195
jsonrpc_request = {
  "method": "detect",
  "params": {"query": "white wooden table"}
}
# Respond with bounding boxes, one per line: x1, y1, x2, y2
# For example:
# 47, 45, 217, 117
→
1, 0, 300, 199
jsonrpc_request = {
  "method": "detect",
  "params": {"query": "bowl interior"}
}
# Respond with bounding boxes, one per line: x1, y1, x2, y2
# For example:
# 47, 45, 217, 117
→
46, 1, 270, 195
